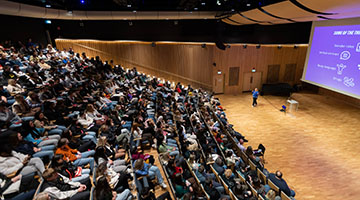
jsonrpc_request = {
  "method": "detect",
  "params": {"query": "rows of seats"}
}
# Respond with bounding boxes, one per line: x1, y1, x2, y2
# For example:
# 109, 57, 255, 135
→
0, 40, 296, 200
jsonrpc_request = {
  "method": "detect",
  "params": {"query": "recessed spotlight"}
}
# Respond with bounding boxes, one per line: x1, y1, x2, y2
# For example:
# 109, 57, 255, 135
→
201, 2, 206, 6
127, 4, 131, 7
45, 4, 51, 8
247, 3, 251, 6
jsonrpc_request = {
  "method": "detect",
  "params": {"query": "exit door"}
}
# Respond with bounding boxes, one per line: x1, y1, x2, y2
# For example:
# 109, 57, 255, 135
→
213, 74, 224, 94
243, 72, 262, 92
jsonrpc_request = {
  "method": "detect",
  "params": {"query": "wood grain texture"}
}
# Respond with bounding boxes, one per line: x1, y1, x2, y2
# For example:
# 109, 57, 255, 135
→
213, 44, 308, 94
217, 92, 360, 200
56, 40, 309, 94
55, 39, 214, 90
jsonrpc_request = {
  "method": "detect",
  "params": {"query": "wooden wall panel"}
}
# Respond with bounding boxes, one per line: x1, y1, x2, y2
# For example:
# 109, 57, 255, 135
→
55, 40, 308, 94
55, 39, 214, 90
284, 63, 297, 82
213, 45, 308, 94
267, 64, 281, 83
228, 67, 240, 86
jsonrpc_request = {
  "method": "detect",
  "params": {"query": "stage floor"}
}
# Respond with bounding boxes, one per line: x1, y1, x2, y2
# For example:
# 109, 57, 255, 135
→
216, 92, 360, 200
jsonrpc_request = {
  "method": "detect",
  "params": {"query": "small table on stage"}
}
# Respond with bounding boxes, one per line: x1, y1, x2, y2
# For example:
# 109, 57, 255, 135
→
286, 99, 299, 112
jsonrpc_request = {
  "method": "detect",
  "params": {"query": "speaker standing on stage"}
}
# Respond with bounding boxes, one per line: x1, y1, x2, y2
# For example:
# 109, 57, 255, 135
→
252, 88, 259, 107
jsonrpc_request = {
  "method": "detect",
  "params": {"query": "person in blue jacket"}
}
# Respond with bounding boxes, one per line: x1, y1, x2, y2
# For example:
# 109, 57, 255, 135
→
252, 88, 259, 107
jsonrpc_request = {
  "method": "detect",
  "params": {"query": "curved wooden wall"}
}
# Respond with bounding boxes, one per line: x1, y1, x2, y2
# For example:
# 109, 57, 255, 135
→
56, 39, 308, 94
55, 39, 214, 90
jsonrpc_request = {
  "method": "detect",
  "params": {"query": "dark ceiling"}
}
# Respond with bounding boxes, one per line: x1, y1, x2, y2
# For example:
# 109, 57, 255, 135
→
8, 0, 285, 12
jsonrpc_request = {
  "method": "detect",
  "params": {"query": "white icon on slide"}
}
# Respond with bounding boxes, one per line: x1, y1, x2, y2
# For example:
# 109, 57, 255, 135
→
336, 64, 346, 75
340, 51, 351, 60
343, 77, 355, 87
356, 43, 360, 52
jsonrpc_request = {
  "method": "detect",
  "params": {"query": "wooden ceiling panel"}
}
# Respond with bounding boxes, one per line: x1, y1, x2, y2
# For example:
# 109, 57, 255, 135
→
222, 18, 242, 25
262, 1, 316, 19
298, 0, 360, 14
228, 14, 256, 24
241, 9, 288, 24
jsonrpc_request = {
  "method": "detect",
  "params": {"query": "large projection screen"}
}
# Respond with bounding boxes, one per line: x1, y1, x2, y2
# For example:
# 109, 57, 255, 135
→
302, 17, 360, 99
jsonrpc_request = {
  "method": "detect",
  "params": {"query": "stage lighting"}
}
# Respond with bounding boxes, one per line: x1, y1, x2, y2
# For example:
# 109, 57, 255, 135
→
201, 2, 205, 6
45, 20, 52, 24
80, 0, 85, 4
247, 3, 251, 6
45, 4, 51, 8
127, 4, 131, 7
194, 8, 198, 10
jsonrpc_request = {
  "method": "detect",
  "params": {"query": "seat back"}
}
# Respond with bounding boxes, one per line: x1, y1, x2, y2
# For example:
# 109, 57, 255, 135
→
219, 176, 229, 194
247, 181, 258, 198
268, 179, 280, 195
89, 186, 94, 200
210, 165, 220, 182
257, 168, 267, 184
236, 171, 246, 183
249, 159, 257, 171
281, 191, 292, 200
229, 189, 239, 200
32, 179, 44, 200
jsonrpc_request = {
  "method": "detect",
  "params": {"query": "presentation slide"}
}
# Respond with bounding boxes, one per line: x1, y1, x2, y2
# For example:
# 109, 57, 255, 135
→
303, 21, 360, 99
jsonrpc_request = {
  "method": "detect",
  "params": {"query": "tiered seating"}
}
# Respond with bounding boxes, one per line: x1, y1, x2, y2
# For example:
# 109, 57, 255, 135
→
0, 41, 295, 200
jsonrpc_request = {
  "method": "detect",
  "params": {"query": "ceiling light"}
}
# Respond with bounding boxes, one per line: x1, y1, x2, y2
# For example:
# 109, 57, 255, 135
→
194, 8, 198, 10
201, 2, 205, 6
45, 4, 51, 8
217, 0, 221, 6
231, 9, 235, 12
247, 3, 251, 6
127, 4, 131, 8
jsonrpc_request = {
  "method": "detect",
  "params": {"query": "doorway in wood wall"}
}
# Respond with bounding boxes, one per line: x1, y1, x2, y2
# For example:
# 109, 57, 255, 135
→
243, 72, 262, 92
213, 73, 224, 94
